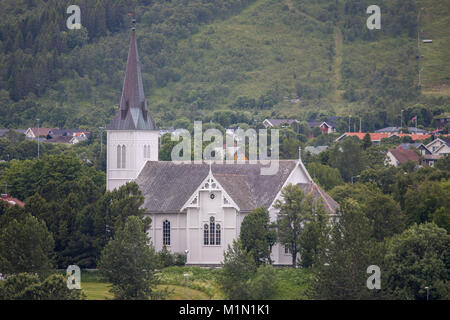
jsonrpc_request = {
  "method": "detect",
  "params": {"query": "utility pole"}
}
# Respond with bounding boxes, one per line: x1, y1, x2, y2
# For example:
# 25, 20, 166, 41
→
359, 117, 362, 132
401, 110, 404, 128
348, 116, 351, 132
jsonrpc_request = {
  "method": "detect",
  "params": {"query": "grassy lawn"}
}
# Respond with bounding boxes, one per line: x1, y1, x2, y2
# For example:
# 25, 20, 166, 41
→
82, 282, 211, 300
82, 282, 113, 300
79, 266, 313, 300
79, 267, 222, 300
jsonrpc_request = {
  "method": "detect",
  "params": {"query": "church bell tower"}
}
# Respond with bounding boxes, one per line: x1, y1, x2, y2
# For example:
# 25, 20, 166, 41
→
106, 20, 159, 190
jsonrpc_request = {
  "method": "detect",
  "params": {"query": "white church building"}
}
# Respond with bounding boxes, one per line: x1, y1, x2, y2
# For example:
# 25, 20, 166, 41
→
106, 25, 338, 266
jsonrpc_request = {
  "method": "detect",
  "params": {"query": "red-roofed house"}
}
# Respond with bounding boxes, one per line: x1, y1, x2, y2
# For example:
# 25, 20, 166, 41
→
25, 127, 57, 138
385, 148, 420, 167
0, 193, 24, 208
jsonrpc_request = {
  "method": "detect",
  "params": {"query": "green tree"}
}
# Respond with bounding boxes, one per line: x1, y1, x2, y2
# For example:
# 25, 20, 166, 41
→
432, 207, 450, 233
0, 273, 84, 300
329, 137, 364, 182
384, 223, 450, 300
157, 245, 175, 269
274, 184, 314, 267
313, 200, 384, 299
362, 133, 372, 150
98, 216, 160, 300
0, 215, 54, 276
307, 162, 344, 190
246, 264, 278, 300
363, 193, 405, 241
404, 180, 448, 226
240, 207, 275, 266
298, 204, 330, 268
218, 239, 256, 300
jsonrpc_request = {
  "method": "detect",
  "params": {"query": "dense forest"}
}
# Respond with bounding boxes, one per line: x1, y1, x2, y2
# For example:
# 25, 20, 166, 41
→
0, 0, 448, 130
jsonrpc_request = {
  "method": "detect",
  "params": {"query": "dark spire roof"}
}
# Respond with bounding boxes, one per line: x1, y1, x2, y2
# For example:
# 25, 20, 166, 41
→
107, 25, 156, 130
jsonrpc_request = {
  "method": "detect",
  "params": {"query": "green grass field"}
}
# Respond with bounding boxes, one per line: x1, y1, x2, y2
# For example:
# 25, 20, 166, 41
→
81, 283, 211, 300
78, 266, 313, 300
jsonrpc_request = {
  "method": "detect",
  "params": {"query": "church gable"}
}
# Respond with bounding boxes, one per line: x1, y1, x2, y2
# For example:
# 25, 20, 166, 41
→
181, 172, 240, 211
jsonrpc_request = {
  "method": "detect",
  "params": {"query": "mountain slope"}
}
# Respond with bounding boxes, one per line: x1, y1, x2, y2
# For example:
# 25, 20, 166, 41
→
0, 0, 448, 130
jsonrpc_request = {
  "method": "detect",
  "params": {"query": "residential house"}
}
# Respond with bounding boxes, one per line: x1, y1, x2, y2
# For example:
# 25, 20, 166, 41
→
385, 148, 420, 167
307, 116, 338, 134
426, 137, 450, 156
0, 193, 24, 208
263, 119, 298, 128
304, 146, 328, 156
375, 127, 428, 135
25, 127, 56, 138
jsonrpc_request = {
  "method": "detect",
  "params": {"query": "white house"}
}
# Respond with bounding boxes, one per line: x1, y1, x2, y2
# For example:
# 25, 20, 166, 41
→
106, 26, 338, 266
426, 138, 450, 156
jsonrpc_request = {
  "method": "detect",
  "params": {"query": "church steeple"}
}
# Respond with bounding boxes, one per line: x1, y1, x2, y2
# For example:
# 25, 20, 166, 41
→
107, 21, 156, 130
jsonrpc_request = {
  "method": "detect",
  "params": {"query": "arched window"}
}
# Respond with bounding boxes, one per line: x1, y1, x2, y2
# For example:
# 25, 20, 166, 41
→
215, 224, 221, 245
117, 145, 121, 168
122, 145, 126, 168
203, 224, 209, 245
147, 145, 151, 158
163, 220, 170, 246
209, 217, 215, 245
144, 145, 147, 158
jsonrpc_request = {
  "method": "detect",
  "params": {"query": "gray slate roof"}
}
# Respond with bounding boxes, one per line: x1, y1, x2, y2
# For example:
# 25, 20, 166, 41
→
375, 127, 428, 134
135, 160, 338, 214
107, 28, 156, 131
135, 160, 298, 213
305, 146, 328, 155
297, 183, 339, 213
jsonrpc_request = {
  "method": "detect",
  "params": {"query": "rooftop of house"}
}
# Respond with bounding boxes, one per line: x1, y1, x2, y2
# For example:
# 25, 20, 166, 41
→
375, 127, 428, 134
305, 145, 329, 155
28, 127, 57, 137
388, 148, 420, 164
264, 119, 298, 126
398, 143, 422, 150
336, 132, 436, 142
0, 193, 24, 208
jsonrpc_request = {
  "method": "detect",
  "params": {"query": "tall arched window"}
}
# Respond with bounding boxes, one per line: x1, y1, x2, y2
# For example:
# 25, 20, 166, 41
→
209, 217, 215, 245
203, 224, 209, 245
163, 220, 170, 246
121, 145, 126, 168
144, 145, 147, 158
215, 224, 221, 245
117, 145, 121, 168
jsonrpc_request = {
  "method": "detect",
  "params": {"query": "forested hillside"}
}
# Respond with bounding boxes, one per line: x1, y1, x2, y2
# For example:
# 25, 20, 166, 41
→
0, 0, 448, 130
